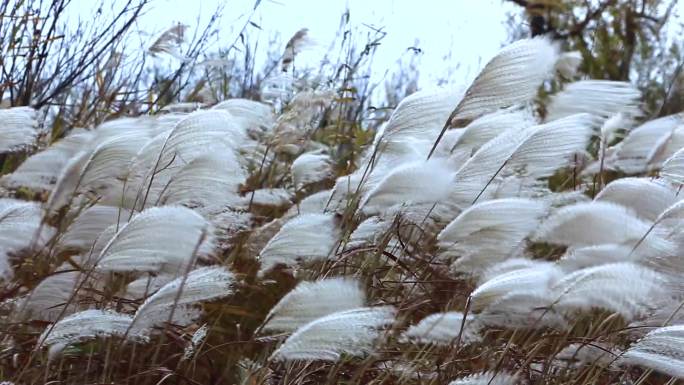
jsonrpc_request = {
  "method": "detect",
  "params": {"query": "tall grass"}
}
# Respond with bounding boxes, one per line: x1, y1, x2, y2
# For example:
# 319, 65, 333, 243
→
0, 2, 683, 385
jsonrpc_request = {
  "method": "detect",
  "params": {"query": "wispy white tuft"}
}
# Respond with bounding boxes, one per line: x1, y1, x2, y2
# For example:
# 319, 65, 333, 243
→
503, 114, 595, 179
329, 173, 365, 210
211, 98, 274, 130
95, 206, 214, 274
248, 188, 293, 208
617, 325, 684, 378
554, 343, 618, 368
0, 106, 40, 153
471, 263, 563, 311
38, 309, 143, 358
473, 262, 569, 329
479, 258, 550, 285
124, 274, 175, 299
595, 178, 679, 221
183, 323, 209, 360
345, 216, 392, 250
0, 199, 54, 279
559, 244, 637, 271
401, 311, 480, 346
148, 24, 188, 59
71, 131, 150, 197
608, 112, 684, 173
478, 289, 567, 330
551, 262, 666, 320
546, 80, 641, 121
449, 107, 536, 158
261, 277, 365, 333
48, 131, 150, 212
451, 114, 594, 204
600, 112, 632, 144
159, 152, 246, 212
449, 36, 559, 123
661, 147, 684, 185
438, 198, 546, 275
1, 130, 92, 191
555, 51, 583, 79
58, 205, 130, 253
131, 266, 235, 333
534, 201, 673, 256
629, 300, 684, 332
258, 213, 340, 275
448, 371, 518, 385
291, 152, 333, 189
125, 110, 248, 209
45, 151, 90, 213
284, 190, 332, 218
361, 159, 455, 214
20, 266, 84, 322
380, 87, 463, 150
281, 28, 312, 72
270, 306, 396, 361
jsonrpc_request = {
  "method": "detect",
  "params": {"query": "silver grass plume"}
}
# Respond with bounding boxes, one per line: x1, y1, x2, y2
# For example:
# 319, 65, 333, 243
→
361, 159, 455, 215
0, 106, 40, 153
149, 23, 188, 60
57, 204, 131, 253
1, 130, 92, 191
260, 277, 365, 333
270, 306, 396, 361
607, 112, 684, 173
661, 146, 684, 185
211, 98, 274, 131
0, 199, 55, 280
19, 265, 86, 322
449, 107, 536, 159
447, 371, 518, 385
124, 274, 175, 300
534, 201, 674, 257
449, 36, 559, 125
450, 113, 594, 204
401, 311, 481, 346
345, 216, 392, 251
47, 131, 151, 212
555, 51, 582, 79
258, 213, 340, 275
124, 110, 248, 209
559, 244, 638, 271
594, 177, 679, 221
291, 151, 333, 190
553, 342, 619, 369
617, 324, 684, 378
283, 189, 332, 218
248, 188, 293, 208
281, 28, 310, 72
95, 206, 215, 274
545, 80, 642, 122
551, 262, 668, 321
437, 198, 547, 275
131, 266, 235, 333
183, 323, 209, 360
158, 152, 246, 212
37, 309, 144, 359
379, 87, 464, 157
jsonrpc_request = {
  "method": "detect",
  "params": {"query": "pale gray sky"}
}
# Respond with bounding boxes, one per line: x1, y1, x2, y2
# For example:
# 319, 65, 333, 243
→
68, 0, 684, 92
70, 0, 519, 89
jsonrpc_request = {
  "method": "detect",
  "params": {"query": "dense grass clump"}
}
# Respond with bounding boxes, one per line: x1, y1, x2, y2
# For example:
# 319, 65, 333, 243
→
1, 1, 684, 384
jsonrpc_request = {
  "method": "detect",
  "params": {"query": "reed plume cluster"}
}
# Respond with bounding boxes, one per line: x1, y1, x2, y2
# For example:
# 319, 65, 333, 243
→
0, 22, 683, 385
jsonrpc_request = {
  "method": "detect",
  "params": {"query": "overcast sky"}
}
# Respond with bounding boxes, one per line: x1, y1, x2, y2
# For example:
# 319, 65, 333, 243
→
69, 0, 520, 89
68, 0, 683, 92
